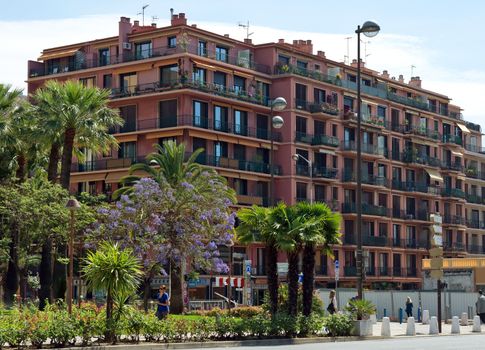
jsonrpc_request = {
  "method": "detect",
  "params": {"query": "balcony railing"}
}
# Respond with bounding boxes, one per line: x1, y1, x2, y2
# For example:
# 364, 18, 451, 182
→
442, 134, 463, 146
342, 110, 389, 129
363, 235, 388, 247
440, 161, 463, 172
341, 202, 390, 216
387, 92, 429, 111
443, 241, 466, 252
464, 144, 485, 154
344, 266, 357, 277
295, 130, 340, 147
71, 155, 148, 173
342, 170, 389, 187
308, 102, 339, 116
401, 150, 442, 167
443, 215, 467, 226
466, 219, 485, 229
465, 193, 485, 205
296, 164, 338, 179
392, 209, 430, 221
403, 125, 441, 140
340, 141, 387, 157
110, 78, 271, 107
391, 180, 440, 195
441, 188, 466, 199
465, 121, 482, 133
188, 153, 281, 175
467, 245, 485, 254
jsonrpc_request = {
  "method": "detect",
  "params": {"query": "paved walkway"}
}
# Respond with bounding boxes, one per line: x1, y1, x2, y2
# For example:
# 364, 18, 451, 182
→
372, 320, 483, 336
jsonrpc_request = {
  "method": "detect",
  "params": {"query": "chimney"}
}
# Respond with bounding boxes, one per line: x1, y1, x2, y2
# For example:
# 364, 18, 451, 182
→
191, 24, 197, 28
171, 12, 188, 26
398, 74, 404, 83
133, 20, 139, 27
350, 58, 364, 68
409, 76, 422, 88
317, 50, 326, 58
151, 23, 157, 28
118, 17, 133, 52
292, 39, 313, 54
244, 38, 252, 44
381, 70, 390, 79
224, 34, 229, 38
278, 39, 285, 44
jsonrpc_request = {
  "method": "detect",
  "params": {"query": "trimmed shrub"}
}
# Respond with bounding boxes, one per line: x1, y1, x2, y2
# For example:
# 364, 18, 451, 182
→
322, 313, 353, 337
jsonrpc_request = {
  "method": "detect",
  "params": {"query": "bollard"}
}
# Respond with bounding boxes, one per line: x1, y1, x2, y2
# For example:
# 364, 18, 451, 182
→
472, 315, 481, 332
383, 308, 387, 318
429, 316, 439, 335
418, 307, 421, 322
381, 316, 391, 337
399, 307, 403, 324
451, 316, 460, 334
406, 316, 416, 336
370, 314, 377, 324
422, 310, 430, 324
460, 312, 468, 326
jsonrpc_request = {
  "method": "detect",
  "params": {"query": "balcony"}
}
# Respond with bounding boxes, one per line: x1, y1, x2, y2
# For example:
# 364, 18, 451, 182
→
342, 170, 389, 187
465, 121, 482, 133
344, 266, 357, 277
30, 44, 271, 78
363, 235, 389, 247
190, 153, 281, 175
442, 134, 463, 146
340, 141, 387, 157
443, 215, 467, 226
296, 164, 338, 179
315, 265, 328, 275
441, 161, 463, 172
443, 241, 466, 252
308, 102, 339, 116
465, 144, 485, 154
341, 202, 390, 217
387, 92, 429, 111
71, 155, 148, 173
401, 150, 442, 167
392, 180, 440, 195
110, 79, 271, 107
403, 125, 441, 141
441, 188, 466, 199
392, 208, 430, 221
467, 245, 485, 254
312, 135, 340, 147
464, 168, 485, 181
466, 219, 485, 229
343, 110, 389, 129
465, 193, 485, 205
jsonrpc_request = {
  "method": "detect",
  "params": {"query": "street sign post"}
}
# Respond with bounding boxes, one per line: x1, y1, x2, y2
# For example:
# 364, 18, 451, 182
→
334, 260, 339, 309
243, 260, 251, 306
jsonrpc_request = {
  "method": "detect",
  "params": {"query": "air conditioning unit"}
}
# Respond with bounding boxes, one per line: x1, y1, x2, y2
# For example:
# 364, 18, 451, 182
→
122, 42, 132, 50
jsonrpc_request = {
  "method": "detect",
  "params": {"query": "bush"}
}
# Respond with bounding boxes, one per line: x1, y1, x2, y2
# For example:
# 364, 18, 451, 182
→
322, 313, 353, 337
345, 299, 376, 320
263, 285, 325, 316
45, 303, 77, 347
186, 306, 264, 319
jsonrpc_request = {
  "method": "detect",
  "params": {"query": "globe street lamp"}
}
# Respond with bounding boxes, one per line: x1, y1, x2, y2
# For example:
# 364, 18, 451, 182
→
355, 21, 380, 300
270, 97, 287, 206
66, 198, 80, 314
292, 153, 313, 204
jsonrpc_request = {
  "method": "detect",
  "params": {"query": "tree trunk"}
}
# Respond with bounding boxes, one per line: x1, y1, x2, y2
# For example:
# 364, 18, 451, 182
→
53, 245, 67, 300
39, 238, 53, 309
19, 269, 27, 300
170, 258, 184, 314
4, 240, 18, 306
287, 250, 299, 317
302, 244, 316, 316
60, 128, 76, 190
47, 142, 61, 183
105, 290, 115, 343
15, 153, 26, 182
266, 243, 279, 315
143, 277, 151, 312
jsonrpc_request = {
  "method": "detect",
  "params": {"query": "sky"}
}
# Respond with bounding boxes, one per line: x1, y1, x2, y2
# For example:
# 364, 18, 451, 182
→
1, 0, 485, 125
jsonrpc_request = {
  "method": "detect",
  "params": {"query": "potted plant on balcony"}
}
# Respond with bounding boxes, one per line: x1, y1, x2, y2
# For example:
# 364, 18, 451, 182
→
465, 167, 478, 177
345, 299, 376, 336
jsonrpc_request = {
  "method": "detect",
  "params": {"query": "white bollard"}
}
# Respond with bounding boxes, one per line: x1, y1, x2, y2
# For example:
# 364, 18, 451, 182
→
429, 316, 439, 335
472, 315, 481, 332
370, 314, 377, 324
422, 310, 430, 324
451, 316, 460, 334
381, 316, 391, 337
406, 316, 416, 336
460, 312, 468, 326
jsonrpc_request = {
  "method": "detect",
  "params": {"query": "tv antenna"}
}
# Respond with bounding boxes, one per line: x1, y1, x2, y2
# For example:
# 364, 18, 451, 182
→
238, 21, 254, 40
361, 39, 371, 64
137, 4, 149, 26
411, 64, 416, 77
151, 15, 159, 24
344, 36, 352, 65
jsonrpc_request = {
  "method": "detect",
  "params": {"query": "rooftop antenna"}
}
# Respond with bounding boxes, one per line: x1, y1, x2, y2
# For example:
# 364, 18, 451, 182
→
238, 21, 254, 40
137, 4, 149, 26
411, 64, 416, 77
344, 36, 352, 65
361, 39, 370, 64
151, 15, 159, 23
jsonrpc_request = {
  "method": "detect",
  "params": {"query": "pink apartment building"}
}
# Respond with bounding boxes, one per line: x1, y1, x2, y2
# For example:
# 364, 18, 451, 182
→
27, 13, 485, 303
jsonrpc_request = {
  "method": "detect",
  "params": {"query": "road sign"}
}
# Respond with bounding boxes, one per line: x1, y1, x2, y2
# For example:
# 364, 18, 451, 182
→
298, 273, 303, 283
431, 224, 443, 235
335, 260, 339, 269
244, 260, 252, 274
430, 269, 444, 279
432, 235, 443, 247
430, 214, 442, 224
335, 267, 340, 281
277, 262, 289, 274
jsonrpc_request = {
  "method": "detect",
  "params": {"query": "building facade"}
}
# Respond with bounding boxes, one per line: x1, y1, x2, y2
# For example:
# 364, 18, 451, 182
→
27, 13, 485, 301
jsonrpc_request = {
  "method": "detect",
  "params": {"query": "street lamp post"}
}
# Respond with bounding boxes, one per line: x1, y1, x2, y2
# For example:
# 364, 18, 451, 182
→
269, 97, 287, 206
66, 198, 80, 314
292, 153, 313, 204
355, 21, 380, 300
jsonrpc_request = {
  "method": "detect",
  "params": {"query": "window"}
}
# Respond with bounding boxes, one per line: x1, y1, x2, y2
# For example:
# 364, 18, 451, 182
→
234, 179, 248, 195
234, 110, 248, 135
314, 88, 326, 104
256, 81, 270, 102
103, 74, 112, 89
47, 58, 60, 74
120, 72, 137, 94
296, 116, 307, 134
332, 124, 337, 137
343, 96, 354, 112
214, 141, 228, 158
99, 48, 110, 66
215, 46, 228, 62
315, 185, 325, 202
79, 77, 96, 88
213, 71, 226, 89
377, 106, 386, 118
192, 67, 206, 84
168, 36, 177, 48
295, 83, 307, 109
296, 60, 307, 71
214, 105, 229, 131
159, 99, 177, 128
119, 105, 137, 132
118, 141, 136, 159
314, 64, 320, 71
160, 64, 178, 86
234, 144, 246, 161
135, 41, 152, 59
347, 74, 357, 83
193, 100, 208, 128
278, 55, 290, 65
296, 182, 307, 201
197, 40, 207, 56
314, 120, 325, 136
234, 75, 246, 95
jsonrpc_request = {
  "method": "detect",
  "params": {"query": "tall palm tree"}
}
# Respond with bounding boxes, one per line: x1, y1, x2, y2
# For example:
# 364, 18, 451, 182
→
82, 242, 142, 343
115, 140, 235, 314
295, 201, 341, 316
33, 80, 123, 190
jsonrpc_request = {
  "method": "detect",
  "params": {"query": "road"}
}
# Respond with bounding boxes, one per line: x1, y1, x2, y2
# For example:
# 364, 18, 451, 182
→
201, 334, 485, 350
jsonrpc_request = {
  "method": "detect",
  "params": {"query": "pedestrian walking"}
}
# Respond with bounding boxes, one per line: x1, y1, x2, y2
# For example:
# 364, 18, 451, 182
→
476, 290, 485, 323
327, 290, 337, 314
156, 285, 170, 320
405, 296, 413, 318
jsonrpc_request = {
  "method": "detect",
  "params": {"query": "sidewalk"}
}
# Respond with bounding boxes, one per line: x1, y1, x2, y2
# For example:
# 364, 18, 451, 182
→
372, 320, 483, 336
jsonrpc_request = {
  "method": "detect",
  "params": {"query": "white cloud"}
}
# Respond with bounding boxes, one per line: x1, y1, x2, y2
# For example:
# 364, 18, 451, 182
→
1, 15, 483, 125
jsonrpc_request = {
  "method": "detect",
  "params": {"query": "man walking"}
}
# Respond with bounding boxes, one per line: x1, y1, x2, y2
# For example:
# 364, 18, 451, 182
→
156, 285, 170, 320
476, 290, 485, 323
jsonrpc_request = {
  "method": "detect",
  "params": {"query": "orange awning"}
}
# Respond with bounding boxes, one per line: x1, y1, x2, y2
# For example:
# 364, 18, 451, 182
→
38, 48, 79, 61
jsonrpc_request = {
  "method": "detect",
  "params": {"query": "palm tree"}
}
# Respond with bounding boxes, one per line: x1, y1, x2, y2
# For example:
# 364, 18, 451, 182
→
295, 201, 341, 316
82, 242, 142, 343
33, 80, 123, 190
115, 140, 235, 314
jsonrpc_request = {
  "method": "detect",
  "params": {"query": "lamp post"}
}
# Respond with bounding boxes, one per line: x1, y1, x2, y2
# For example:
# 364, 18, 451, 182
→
355, 21, 380, 300
269, 97, 287, 206
66, 198, 80, 314
292, 153, 313, 204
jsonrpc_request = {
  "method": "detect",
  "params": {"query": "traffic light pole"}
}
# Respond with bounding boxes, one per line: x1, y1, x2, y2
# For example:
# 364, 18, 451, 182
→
437, 279, 442, 333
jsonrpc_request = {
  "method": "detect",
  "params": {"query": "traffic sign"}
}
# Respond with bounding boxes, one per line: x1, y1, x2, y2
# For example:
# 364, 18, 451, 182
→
431, 224, 443, 235
335, 267, 340, 281
298, 273, 303, 283
432, 235, 443, 247
244, 260, 252, 275
335, 260, 339, 269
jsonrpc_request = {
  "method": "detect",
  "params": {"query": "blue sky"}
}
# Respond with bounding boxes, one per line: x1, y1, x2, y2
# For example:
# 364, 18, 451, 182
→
1, 0, 485, 124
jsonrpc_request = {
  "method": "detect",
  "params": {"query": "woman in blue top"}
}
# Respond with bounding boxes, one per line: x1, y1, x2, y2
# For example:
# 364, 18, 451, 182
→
405, 296, 413, 318
156, 285, 170, 320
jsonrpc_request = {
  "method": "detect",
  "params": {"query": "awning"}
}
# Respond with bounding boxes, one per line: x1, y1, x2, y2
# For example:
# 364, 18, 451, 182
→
38, 48, 79, 61
405, 109, 420, 115
146, 129, 184, 140
362, 99, 378, 106
71, 172, 107, 183
116, 134, 138, 143
192, 60, 217, 71
451, 149, 463, 157
425, 168, 443, 182
457, 123, 471, 134
188, 129, 218, 141
318, 148, 336, 155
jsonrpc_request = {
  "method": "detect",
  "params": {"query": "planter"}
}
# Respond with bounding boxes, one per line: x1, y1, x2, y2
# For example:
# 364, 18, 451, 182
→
352, 319, 373, 336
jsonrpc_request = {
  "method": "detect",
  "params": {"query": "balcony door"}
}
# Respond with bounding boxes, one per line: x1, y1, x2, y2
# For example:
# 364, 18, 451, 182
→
159, 99, 177, 128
